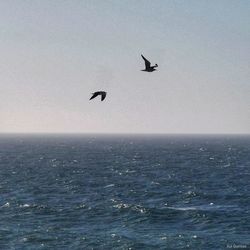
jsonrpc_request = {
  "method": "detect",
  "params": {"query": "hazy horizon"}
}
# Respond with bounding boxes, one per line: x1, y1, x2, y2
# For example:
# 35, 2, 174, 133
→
1, 0, 249, 134
0, 132, 249, 136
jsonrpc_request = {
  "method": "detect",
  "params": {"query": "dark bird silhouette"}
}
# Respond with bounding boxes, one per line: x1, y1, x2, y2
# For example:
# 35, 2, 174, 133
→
141, 54, 158, 72
90, 91, 107, 101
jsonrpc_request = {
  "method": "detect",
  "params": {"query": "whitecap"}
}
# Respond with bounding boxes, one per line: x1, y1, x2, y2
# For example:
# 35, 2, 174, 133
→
1, 202, 10, 208
77, 204, 86, 209
113, 203, 130, 209
166, 204, 239, 211
20, 204, 31, 208
104, 184, 115, 188
151, 181, 160, 185
186, 190, 196, 196
125, 169, 136, 173
166, 206, 197, 211
133, 205, 146, 213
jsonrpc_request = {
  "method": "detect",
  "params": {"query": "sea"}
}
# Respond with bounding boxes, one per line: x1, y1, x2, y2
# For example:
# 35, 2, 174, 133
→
0, 134, 249, 250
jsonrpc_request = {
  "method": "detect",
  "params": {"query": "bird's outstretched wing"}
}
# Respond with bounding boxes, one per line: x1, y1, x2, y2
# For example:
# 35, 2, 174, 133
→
141, 54, 151, 69
101, 92, 107, 101
90, 92, 100, 100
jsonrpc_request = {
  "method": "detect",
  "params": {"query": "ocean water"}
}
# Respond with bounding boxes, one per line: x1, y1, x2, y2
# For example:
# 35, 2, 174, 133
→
0, 134, 249, 250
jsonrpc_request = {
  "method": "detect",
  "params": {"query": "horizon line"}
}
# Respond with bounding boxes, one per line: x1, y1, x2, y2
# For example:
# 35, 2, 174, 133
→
0, 132, 249, 136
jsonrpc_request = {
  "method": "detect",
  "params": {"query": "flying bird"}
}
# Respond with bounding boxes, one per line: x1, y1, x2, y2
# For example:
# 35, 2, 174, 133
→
90, 91, 107, 101
141, 54, 158, 72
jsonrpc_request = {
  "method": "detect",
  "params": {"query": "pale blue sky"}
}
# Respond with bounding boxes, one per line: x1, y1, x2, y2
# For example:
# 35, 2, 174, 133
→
0, 0, 249, 133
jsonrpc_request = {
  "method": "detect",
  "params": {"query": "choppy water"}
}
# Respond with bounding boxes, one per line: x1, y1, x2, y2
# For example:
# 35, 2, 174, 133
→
0, 134, 249, 249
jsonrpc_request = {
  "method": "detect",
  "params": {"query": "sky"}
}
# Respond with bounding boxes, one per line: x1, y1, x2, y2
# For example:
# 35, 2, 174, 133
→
0, 0, 249, 134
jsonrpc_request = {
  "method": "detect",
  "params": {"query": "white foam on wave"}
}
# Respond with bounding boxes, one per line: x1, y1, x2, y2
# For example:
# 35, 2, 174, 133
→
113, 203, 146, 213
151, 181, 160, 185
1, 202, 10, 208
113, 203, 130, 209
167, 206, 197, 211
104, 184, 115, 188
125, 169, 136, 173
133, 205, 147, 214
76, 204, 86, 209
166, 204, 239, 211
20, 204, 31, 208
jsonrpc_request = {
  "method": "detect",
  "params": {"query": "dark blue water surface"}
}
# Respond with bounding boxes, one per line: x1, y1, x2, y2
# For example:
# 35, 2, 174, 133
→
0, 134, 249, 249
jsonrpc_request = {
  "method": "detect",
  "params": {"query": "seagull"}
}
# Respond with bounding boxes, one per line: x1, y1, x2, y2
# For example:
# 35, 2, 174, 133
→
141, 54, 158, 72
89, 91, 107, 101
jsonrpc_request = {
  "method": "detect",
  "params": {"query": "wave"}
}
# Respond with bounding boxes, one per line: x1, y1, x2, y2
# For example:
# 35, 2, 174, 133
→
165, 204, 239, 212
